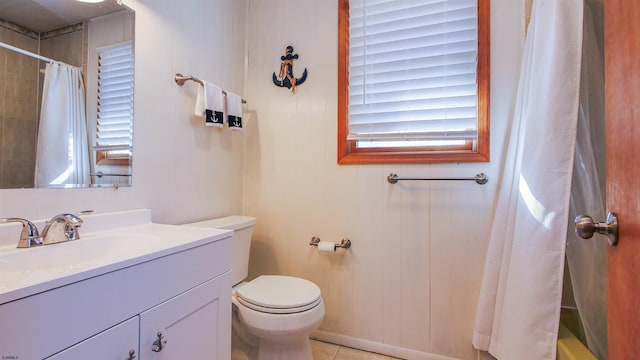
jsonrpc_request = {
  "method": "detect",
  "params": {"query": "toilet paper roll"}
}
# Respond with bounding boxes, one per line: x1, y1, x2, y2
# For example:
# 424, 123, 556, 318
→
317, 241, 336, 252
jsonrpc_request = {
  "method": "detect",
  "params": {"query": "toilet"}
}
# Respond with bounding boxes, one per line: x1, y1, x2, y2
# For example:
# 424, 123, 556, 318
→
185, 216, 325, 360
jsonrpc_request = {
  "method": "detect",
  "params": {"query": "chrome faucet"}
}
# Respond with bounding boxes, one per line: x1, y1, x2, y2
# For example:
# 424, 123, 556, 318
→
0, 218, 43, 248
41, 213, 85, 245
1, 211, 93, 248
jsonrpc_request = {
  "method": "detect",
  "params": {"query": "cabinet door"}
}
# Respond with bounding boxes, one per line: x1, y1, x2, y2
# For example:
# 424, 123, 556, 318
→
139, 272, 231, 360
45, 317, 139, 360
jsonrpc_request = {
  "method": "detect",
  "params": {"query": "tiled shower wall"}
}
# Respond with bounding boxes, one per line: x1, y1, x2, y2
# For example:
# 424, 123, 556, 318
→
0, 24, 39, 188
0, 22, 85, 188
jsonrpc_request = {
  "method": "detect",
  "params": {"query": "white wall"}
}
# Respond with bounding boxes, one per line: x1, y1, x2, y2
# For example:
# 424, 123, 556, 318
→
0, 0, 524, 358
243, 1, 524, 359
0, 0, 246, 225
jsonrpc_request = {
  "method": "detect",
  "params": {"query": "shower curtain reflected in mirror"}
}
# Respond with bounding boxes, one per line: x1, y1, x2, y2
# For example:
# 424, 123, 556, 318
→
566, 1, 607, 358
34, 62, 90, 187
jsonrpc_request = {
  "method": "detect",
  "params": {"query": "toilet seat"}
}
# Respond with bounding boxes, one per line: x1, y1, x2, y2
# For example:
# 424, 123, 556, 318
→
235, 275, 321, 314
237, 296, 322, 314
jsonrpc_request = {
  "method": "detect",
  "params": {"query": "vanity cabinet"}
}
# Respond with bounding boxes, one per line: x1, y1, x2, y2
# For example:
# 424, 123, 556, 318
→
0, 229, 232, 360
46, 273, 231, 360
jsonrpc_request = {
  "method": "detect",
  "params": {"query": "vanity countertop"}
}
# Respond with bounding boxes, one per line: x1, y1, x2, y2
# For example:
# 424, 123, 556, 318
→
0, 209, 231, 304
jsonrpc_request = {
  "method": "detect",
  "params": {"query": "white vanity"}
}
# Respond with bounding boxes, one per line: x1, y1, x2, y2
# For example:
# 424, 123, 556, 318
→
0, 210, 232, 359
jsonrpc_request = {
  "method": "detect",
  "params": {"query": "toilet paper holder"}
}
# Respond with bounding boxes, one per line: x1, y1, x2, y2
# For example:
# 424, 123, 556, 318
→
309, 236, 351, 250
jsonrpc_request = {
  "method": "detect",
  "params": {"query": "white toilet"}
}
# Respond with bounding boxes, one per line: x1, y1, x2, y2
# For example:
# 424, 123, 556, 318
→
186, 216, 325, 360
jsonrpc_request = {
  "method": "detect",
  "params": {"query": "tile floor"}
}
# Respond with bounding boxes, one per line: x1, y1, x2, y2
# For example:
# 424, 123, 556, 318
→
311, 340, 403, 360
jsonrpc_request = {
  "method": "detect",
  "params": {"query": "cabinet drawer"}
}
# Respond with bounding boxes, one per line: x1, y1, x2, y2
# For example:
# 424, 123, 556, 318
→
45, 317, 139, 360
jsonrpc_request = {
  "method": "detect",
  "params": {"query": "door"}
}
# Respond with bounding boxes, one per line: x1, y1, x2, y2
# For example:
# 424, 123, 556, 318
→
138, 273, 232, 360
605, 0, 640, 358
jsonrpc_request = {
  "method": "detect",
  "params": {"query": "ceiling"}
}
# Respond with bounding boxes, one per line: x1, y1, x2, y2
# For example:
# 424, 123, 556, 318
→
0, 0, 125, 33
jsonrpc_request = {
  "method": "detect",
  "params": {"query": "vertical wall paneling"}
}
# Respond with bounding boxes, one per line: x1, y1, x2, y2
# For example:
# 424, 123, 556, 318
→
243, 0, 524, 358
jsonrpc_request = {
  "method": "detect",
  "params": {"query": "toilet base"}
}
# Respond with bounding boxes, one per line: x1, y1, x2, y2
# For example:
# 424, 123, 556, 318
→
232, 305, 258, 360
257, 338, 313, 360
232, 283, 325, 360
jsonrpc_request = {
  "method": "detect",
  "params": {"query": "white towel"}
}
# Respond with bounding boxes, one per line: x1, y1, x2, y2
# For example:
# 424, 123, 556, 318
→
226, 91, 243, 131
194, 81, 224, 127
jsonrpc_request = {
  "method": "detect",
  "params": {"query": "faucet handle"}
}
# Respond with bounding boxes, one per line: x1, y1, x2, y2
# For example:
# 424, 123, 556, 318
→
0, 218, 42, 248
62, 213, 83, 225
61, 213, 86, 241
62, 211, 93, 240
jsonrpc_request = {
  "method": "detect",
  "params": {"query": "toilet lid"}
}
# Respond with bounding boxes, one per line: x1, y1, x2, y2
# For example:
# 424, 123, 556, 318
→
236, 275, 321, 313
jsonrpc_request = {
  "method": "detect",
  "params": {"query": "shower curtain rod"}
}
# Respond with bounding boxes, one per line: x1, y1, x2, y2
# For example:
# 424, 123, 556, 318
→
1, 41, 59, 64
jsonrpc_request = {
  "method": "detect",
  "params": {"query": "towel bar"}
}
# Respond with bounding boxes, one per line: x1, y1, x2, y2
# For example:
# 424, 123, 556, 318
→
174, 73, 247, 104
387, 173, 488, 185
90, 172, 132, 178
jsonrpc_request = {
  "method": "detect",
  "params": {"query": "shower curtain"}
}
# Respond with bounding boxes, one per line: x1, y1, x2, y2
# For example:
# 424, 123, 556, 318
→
566, 2, 607, 358
35, 62, 90, 187
472, 1, 584, 359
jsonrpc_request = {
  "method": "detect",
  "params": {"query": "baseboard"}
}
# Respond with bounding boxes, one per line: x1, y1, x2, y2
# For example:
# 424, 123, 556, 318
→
311, 330, 462, 360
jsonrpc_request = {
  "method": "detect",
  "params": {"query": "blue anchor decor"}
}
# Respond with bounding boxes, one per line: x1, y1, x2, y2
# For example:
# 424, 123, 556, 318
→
272, 45, 307, 93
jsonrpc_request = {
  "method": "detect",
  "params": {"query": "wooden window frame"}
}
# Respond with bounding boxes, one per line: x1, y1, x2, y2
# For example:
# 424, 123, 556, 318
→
96, 150, 131, 166
337, 0, 490, 164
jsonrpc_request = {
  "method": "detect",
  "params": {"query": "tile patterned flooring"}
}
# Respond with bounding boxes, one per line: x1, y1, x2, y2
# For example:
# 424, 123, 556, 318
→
311, 340, 403, 360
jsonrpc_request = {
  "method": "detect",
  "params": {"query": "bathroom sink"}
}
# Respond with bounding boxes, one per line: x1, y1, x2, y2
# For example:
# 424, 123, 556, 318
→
0, 231, 158, 273
0, 209, 232, 304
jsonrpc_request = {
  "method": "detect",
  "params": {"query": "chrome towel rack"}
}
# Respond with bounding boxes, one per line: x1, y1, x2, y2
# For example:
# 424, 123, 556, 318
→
90, 172, 132, 178
387, 173, 488, 185
174, 73, 247, 104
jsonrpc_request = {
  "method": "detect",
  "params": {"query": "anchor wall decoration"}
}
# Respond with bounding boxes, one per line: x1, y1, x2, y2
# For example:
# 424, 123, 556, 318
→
272, 45, 307, 93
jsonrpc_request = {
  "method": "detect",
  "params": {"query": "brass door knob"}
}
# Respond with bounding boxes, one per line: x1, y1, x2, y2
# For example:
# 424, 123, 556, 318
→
575, 212, 618, 246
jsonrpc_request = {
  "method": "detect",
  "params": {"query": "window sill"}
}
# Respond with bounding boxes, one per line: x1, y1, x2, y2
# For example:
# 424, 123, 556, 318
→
337, 150, 490, 165
96, 151, 132, 166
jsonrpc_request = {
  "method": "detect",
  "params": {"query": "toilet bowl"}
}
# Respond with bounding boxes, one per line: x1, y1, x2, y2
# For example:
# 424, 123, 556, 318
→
185, 216, 325, 360
233, 275, 325, 360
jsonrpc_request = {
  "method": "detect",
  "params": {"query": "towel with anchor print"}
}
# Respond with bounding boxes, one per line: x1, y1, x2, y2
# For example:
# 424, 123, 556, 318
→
226, 91, 243, 131
195, 81, 224, 127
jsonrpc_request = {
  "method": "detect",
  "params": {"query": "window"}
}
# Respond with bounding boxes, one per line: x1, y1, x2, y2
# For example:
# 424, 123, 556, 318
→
338, 0, 490, 164
95, 41, 134, 165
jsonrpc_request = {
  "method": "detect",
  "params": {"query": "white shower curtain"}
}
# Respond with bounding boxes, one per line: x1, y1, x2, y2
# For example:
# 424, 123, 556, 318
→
35, 62, 90, 187
472, 1, 584, 359
566, 2, 607, 358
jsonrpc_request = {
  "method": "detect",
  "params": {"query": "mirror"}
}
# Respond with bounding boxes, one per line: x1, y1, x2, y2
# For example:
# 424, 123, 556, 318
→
0, 0, 134, 189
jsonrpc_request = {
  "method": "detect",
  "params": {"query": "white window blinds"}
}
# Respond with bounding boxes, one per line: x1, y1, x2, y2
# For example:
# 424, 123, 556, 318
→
96, 42, 134, 153
348, 0, 478, 145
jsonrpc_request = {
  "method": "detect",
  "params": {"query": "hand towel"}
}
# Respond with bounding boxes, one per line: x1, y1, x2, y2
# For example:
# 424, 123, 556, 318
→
194, 81, 224, 127
226, 91, 243, 131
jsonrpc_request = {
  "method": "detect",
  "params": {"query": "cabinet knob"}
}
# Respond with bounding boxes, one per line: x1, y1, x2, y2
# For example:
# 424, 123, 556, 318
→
152, 331, 167, 352
126, 349, 136, 360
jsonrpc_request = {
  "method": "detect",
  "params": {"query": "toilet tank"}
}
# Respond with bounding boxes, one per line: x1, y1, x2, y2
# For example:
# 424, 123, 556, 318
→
184, 216, 256, 286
